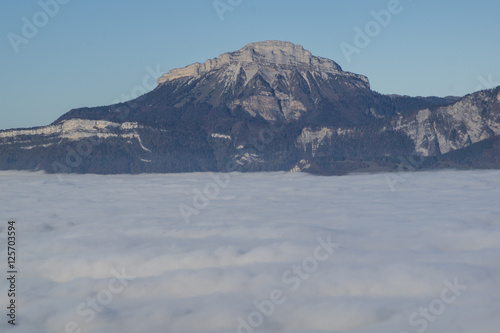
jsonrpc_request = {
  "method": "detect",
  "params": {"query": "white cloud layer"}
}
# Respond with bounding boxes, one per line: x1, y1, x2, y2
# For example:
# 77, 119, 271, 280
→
0, 170, 499, 333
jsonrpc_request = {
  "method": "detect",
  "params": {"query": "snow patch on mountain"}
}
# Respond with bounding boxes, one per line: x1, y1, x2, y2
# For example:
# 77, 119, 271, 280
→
234, 152, 263, 165
289, 159, 311, 172
297, 127, 354, 157
211, 133, 232, 140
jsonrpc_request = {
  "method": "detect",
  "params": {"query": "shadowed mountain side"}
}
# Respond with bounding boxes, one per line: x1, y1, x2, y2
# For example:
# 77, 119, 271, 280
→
1, 41, 499, 174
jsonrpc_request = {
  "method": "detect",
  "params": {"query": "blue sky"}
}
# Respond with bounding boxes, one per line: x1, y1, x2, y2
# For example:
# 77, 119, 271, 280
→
1, 0, 499, 130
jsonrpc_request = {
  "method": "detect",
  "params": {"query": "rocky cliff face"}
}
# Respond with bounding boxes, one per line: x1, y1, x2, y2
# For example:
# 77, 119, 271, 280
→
0, 119, 146, 144
395, 88, 500, 156
154, 41, 374, 123
1, 41, 499, 175
157, 41, 367, 88
54, 42, 384, 129
160, 42, 340, 82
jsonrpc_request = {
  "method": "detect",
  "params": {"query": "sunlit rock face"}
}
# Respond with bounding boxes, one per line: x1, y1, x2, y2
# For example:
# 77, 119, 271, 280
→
396, 89, 500, 156
157, 41, 370, 122
1, 41, 500, 175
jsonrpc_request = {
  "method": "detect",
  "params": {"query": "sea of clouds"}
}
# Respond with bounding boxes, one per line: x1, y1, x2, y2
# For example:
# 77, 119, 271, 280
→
0, 170, 499, 333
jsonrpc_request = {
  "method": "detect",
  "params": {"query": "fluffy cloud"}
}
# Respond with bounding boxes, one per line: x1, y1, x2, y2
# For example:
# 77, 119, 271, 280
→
0, 170, 499, 333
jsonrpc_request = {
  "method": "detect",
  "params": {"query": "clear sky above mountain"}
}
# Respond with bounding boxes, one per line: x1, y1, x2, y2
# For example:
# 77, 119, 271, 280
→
1, 0, 499, 130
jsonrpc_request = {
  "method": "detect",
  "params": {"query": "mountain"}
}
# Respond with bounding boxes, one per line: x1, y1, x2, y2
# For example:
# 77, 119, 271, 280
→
1, 41, 499, 175
395, 88, 500, 155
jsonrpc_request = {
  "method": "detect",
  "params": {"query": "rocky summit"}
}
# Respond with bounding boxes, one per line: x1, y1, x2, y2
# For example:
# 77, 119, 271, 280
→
155, 41, 370, 122
1, 41, 499, 175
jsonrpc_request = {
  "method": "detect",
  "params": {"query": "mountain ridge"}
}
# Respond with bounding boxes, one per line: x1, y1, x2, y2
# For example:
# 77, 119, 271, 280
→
157, 41, 351, 85
1, 40, 499, 175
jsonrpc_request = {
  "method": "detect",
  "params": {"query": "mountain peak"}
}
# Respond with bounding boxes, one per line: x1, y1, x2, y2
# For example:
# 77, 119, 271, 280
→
157, 40, 343, 85
153, 40, 371, 122
235, 40, 313, 63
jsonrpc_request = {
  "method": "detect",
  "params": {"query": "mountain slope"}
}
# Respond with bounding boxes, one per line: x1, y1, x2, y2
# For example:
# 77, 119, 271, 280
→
395, 87, 500, 155
55, 41, 411, 129
1, 41, 499, 175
